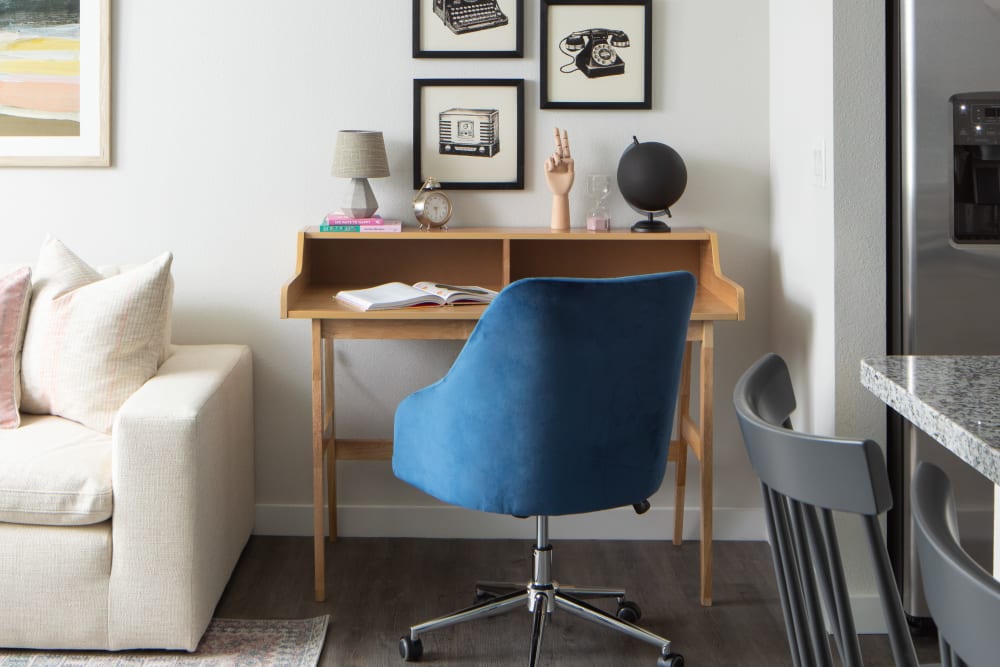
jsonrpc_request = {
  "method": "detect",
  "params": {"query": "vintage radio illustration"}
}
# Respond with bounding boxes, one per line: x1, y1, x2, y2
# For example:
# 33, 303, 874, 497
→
438, 108, 500, 158
434, 0, 508, 35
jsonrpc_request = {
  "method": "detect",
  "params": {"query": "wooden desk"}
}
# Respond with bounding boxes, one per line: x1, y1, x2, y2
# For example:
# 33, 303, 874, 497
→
281, 226, 745, 604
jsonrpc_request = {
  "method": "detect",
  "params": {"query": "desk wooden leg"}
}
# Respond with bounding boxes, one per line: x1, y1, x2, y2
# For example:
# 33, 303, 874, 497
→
699, 323, 714, 606
324, 337, 337, 543
674, 342, 694, 546
311, 320, 326, 602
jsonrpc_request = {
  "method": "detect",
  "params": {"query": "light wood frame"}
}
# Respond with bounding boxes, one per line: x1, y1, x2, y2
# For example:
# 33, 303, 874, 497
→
0, 0, 110, 167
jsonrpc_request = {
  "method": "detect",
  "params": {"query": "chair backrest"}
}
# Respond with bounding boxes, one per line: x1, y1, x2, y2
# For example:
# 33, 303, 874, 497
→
392, 272, 695, 518
732, 353, 918, 667
912, 461, 1000, 667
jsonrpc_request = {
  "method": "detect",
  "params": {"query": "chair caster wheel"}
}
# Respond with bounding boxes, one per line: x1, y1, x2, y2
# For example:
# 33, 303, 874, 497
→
616, 599, 642, 623
398, 636, 423, 661
657, 652, 684, 667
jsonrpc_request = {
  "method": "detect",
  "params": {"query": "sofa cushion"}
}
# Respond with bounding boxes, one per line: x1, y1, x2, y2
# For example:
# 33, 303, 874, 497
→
0, 266, 31, 429
20, 238, 173, 433
0, 414, 112, 526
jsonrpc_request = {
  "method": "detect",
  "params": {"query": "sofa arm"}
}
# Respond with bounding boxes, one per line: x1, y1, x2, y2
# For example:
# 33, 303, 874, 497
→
107, 344, 254, 651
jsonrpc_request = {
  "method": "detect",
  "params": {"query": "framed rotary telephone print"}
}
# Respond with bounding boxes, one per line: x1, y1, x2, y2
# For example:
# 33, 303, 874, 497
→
540, 0, 651, 109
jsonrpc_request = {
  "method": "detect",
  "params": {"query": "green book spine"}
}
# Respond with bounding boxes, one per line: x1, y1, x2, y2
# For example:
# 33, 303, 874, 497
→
320, 225, 361, 232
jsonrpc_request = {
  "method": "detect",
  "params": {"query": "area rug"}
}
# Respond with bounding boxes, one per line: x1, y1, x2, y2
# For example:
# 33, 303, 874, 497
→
0, 616, 329, 667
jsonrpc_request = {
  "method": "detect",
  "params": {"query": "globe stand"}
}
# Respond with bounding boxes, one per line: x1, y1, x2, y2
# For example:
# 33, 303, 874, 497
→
631, 210, 672, 233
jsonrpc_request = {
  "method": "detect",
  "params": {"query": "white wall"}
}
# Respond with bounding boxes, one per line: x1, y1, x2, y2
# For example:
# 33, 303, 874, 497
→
768, 0, 835, 434
3, 1, 770, 540
769, 0, 888, 632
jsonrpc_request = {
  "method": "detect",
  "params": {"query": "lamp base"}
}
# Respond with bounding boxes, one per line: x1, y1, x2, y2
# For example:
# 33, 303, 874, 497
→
630, 219, 671, 233
340, 177, 379, 218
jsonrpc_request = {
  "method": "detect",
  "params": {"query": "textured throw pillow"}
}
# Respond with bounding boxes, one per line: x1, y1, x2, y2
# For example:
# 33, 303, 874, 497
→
20, 239, 173, 433
0, 266, 32, 429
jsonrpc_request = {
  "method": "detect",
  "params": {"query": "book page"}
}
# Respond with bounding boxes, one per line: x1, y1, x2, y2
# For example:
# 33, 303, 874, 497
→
412, 282, 498, 304
335, 282, 445, 311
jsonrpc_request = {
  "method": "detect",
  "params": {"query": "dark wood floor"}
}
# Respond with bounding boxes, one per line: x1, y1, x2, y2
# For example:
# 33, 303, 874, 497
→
215, 536, 939, 666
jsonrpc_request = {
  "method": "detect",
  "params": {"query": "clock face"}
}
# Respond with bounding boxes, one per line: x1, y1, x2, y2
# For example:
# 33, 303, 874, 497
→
423, 192, 451, 224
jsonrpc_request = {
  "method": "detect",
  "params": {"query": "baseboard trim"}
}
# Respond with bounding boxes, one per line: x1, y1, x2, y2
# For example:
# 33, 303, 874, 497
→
254, 503, 767, 541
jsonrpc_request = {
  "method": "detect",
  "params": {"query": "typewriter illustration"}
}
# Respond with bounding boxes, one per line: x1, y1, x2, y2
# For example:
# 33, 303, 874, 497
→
434, 0, 509, 35
439, 108, 500, 158
560, 28, 630, 78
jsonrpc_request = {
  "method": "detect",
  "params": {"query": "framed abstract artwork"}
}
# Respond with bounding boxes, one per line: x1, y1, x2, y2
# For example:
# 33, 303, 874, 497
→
413, 0, 523, 58
413, 78, 524, 190
0, 0, 110, 166
540, 0, 651, 109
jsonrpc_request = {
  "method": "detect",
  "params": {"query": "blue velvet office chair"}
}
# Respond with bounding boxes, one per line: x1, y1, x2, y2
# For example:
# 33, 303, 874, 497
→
392, 272, 695, 667
912, 461, 1000, 667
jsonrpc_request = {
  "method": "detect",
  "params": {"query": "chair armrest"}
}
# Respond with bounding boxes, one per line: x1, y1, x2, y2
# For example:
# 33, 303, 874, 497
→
107, 344, 254, 650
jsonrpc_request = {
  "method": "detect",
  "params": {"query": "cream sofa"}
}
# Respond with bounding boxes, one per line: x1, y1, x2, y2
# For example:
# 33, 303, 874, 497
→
0, 263, 255, 651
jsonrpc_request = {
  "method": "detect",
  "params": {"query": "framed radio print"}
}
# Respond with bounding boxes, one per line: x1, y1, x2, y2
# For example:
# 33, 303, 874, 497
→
0, 0, 110, 166
540, 0, 651, 109
413, 0, 523, 58
413, 79, 524, 190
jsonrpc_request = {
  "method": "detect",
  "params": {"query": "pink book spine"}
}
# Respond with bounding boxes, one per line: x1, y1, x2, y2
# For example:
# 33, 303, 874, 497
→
324, 215, 396, 225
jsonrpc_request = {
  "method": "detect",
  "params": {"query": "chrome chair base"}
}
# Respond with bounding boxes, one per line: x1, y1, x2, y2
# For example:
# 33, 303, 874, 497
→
398, 517, 684, 666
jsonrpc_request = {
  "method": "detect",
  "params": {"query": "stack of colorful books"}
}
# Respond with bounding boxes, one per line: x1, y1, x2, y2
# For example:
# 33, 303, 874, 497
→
320, 214, 403, 233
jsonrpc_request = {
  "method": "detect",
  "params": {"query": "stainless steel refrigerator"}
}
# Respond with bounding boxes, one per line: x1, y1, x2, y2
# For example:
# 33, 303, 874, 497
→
889, 0, 1000, 626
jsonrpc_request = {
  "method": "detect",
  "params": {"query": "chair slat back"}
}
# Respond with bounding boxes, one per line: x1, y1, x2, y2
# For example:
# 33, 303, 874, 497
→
913, 461, 1000, 667
733, 353, 918, 667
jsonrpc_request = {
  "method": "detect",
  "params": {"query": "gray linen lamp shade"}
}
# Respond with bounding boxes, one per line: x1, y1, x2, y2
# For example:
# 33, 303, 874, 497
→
332, 130, 390, 218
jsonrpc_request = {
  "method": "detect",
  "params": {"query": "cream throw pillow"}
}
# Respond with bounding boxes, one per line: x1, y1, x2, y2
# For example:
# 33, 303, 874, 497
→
20, 239, 173, 433
0, 266, 32, 429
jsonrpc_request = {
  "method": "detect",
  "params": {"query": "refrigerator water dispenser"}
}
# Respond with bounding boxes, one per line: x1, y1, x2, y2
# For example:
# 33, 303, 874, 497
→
952, 92, 1000, 242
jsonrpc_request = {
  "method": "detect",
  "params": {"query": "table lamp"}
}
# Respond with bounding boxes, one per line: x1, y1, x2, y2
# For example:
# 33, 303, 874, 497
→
332, 130, 390, 218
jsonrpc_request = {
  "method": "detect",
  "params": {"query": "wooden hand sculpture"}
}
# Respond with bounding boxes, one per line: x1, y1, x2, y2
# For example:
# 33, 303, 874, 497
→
545, 127, 574, 231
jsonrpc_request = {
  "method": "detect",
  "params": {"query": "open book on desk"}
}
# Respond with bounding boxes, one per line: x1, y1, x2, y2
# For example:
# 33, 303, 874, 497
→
334, 281, 498, 311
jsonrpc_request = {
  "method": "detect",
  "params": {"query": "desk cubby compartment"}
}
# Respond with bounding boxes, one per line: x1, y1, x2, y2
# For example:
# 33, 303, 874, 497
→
508, 239, 702, 282
305, 237, 505, 291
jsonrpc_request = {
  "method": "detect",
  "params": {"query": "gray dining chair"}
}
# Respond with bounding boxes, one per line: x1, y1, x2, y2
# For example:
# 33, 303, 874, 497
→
912, 461, 1000, 667
733, 353, 919, 667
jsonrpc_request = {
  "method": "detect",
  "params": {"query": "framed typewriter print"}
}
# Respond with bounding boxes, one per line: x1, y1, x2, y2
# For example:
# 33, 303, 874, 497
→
540, 0, 651, 110
0, 0, 110, 166
413, 79, 524, 190
413, 0, 523, 58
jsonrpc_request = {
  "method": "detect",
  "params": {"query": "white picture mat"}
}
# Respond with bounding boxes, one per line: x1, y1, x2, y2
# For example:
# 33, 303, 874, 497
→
419, 84, 519, 184
0, 0, 108, 165
419, 0, 518, 52
545, 4, 646, 104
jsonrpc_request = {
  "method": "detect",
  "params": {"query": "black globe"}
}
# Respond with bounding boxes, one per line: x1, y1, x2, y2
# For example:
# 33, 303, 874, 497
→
616, 137, 687, 232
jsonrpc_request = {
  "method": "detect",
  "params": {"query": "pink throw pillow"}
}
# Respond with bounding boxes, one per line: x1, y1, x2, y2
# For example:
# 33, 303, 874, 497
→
0, 266, 32, 429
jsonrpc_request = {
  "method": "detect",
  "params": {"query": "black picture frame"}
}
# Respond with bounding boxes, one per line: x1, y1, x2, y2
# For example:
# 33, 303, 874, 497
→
413, 0, 524, 58
413, 79, 525, 190
540, 0, 652, 109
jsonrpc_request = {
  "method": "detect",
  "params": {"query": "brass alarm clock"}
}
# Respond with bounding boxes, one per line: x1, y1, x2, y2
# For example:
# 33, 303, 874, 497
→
413, 177, 452, 230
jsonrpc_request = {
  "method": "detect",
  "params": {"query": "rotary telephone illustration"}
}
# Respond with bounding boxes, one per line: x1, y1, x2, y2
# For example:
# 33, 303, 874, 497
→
560, 28, 630, 78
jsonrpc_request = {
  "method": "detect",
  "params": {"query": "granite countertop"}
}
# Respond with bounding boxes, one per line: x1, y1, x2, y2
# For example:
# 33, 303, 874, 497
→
861, 355, 1000, 485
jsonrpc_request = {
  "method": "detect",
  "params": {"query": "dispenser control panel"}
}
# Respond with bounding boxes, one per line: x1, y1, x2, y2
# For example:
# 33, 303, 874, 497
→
954, 95, 1000, 144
